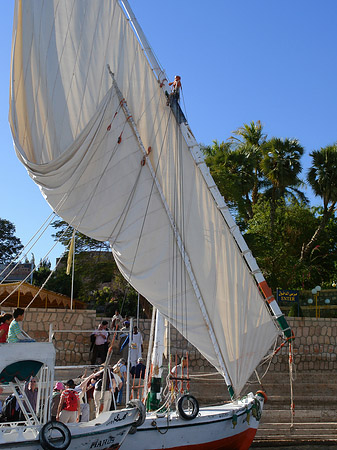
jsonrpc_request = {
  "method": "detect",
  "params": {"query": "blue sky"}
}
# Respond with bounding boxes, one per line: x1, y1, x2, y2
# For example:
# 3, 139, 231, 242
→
1, 0, 337, 266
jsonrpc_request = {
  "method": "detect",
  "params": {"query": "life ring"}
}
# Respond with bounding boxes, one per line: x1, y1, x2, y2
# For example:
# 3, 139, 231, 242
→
39, 421, 71, 450
126, 399, 146, 428
177, 395, 199, 420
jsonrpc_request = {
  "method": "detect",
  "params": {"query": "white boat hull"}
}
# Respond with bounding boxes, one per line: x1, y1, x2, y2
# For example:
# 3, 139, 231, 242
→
120, 394, 263, 450
0, 409, 138, 450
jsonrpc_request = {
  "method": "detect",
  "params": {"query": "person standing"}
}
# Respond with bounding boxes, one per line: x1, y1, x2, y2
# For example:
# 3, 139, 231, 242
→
24, 378, 38, 414
51, 382, 64, 421
85, 377, 97, 420
111, 370, 122, 409
130, 326, 143, 368
130, 357, 146, 399
114, 359, 126, 406
111, 310, 123, 338
93, 373, 112, 417
130, 358, 146, 380
91, 321, 109, 365
0, 314, 13, 343
56, 380, 80, 424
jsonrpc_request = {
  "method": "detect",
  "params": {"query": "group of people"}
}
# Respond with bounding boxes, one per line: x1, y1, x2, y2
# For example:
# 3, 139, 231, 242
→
52, 360, 127, 423
51, 352, 146, 424
90, 311, 143, 369
1, 307, 190, 421
0, 308, 34, 343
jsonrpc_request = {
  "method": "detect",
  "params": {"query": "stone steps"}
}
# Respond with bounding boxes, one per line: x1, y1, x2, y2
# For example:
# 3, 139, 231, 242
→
260, 409, 337, 423
248, 370, 337, 445
254, 422, 337, 447
258, 424, 337, 435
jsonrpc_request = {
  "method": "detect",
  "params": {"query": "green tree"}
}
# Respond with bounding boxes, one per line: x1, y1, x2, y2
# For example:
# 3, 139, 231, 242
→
43, 219, 139, 314
203, 141, 257, 224
244, 199, 335, 290
32, 259, 52, 286
230, 120, 267, 206
301, 144, 337, 260
260, 137, 306, 239
51, 219, 110, 252
0, 218, 23, 264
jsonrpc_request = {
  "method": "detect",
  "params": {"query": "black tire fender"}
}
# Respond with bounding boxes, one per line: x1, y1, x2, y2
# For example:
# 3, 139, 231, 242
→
126, 399, 146, 428
177, 395, 199, 420
39, 421, 71, 450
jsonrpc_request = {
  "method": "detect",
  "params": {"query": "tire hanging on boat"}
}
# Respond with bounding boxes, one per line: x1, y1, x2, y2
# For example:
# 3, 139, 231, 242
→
177, 395, 199, 420
127, 399, 146, 428
39, 421, 71, 450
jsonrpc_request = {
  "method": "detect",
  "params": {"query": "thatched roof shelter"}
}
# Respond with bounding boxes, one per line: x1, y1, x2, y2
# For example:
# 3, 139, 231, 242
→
0, 282, 85, 310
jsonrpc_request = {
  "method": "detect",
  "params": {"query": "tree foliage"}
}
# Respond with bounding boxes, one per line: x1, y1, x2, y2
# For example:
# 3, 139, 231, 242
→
0, 218, 23, 264
301, 143, 337, 260
32, 220, 138, 316
245, 199, 337, 290
51, 219, 110, 253
203, 123, 337, 291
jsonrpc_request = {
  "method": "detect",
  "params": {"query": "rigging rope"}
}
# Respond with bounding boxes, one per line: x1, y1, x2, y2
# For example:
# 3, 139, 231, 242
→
0, 222, 73, 308
289, 340, 295, 428
0, 211, 56, 283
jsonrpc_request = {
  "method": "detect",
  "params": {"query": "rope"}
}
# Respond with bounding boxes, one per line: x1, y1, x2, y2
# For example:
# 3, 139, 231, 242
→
0, 222, 73, 308
289, 341, 295, 428
0, 211, 56, 283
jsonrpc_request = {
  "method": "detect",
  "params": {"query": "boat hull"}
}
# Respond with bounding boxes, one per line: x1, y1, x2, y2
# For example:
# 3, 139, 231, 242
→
0, 409, 138, 450
120, 394, 263, 450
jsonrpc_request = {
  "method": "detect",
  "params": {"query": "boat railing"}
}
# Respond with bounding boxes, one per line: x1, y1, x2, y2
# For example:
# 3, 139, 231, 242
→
0, 423, 40, 443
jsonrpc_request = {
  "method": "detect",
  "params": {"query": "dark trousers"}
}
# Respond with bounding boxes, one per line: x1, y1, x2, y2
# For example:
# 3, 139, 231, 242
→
91, 344, 107, 365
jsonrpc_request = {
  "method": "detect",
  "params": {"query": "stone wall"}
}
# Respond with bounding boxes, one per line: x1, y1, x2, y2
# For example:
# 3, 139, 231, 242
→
100, 316, 337, 374
272, 317, 337, 372
2, 309, 337, 373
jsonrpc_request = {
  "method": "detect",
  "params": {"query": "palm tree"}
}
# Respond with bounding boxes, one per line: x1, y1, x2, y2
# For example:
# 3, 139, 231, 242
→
301, 144, 337, 260
230, 120, 266, 205
203, 140, 257, 224
260, 137, 306, 239
261, 137, 306, 200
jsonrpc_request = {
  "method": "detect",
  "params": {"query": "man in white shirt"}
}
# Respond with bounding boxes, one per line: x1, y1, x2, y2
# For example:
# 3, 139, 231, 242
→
111, 310, 123, 335
130, 326, 143, 368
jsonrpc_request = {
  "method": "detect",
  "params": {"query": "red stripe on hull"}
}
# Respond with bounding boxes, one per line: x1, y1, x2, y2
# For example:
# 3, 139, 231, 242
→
145, 427, 257, 450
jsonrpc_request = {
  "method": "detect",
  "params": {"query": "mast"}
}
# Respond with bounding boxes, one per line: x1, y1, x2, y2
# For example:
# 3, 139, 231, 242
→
119, 0, 291, 342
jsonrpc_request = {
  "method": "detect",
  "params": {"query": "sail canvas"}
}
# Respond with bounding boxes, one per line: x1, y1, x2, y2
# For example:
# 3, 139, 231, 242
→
9, 0, 279, 396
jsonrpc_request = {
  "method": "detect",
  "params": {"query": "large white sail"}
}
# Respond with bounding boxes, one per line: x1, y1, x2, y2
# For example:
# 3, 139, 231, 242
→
9, 0, 279, 395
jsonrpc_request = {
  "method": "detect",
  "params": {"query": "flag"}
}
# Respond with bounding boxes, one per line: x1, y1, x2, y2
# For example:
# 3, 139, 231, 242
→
66, 230, 76, 275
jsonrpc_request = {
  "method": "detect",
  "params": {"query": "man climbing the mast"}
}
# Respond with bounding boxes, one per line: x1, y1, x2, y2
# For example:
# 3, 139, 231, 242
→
169, 75, 181, 102
165, 75, 187, 124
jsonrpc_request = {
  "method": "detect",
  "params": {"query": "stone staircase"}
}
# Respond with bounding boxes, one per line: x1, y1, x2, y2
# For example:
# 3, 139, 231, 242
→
248, 371, 337, 447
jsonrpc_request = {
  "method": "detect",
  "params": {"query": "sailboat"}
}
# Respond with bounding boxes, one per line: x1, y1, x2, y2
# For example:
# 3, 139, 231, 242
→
9, 1, 292, 449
